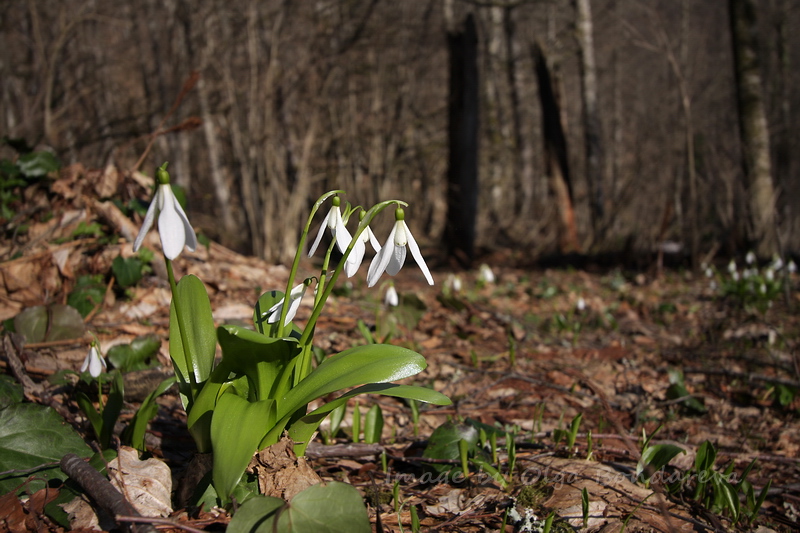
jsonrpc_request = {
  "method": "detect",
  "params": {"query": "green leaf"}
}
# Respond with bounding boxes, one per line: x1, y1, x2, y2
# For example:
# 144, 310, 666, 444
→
123, 376, 176, 451
666, 382, 706, 414
13, 304, 85, 343
170, 275, 216, 405
0, 403, 92, 495
422, 421, 482, 477
0, 375, 23, 409
227, 481, 370, 533
286, 383, 449, 454
363, 404, 383, 444
112, 255, 143, 288
211, 392, 276, 503
279, 344, 428, 421
637, 443, 686, 482
67, 275, 106, 318
16, 151, 60, 178
106, 334, 161, 372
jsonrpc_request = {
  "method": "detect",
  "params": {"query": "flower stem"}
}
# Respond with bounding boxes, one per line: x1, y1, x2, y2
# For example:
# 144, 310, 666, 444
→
166, 258, 198, 396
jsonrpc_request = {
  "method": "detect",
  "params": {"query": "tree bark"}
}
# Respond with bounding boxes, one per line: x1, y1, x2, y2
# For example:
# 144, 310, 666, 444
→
729, 0, 778, 257
532, 41, 580, 254
445, 13, 479, 265
575, 0, 605, 241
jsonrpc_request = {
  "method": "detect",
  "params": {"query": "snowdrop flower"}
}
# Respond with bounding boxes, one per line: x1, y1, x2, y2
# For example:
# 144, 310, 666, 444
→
384, 284, 399, 307
478, 263, 496, 284
367, 207, 434, 287
704, 267, 714, 279
746, 251, 756, 265
344, 211, 382, 278
771, 255, 784, 271
445, 274, 462, 293
727, 260, 737, 275
133, 164, 197, 260
80, 342, 107, 378
576, 297, 586, 312
788, 260, 797, 274
765, 268, 775, 282
308, 196, 352, 257
267, 280, 311, 326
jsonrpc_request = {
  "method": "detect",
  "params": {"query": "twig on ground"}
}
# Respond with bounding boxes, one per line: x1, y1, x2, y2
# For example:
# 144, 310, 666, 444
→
60, 453, 157, 533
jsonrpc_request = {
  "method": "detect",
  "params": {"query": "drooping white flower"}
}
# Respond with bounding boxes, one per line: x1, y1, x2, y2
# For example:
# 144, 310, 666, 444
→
576, 297, 586, 312
478, 263, 496, 284
133, 164, 197, 260
727, 260, 737, 275
745, 251, 756, 265
267, 282, 310, 326
308, 196, 353, 258
771, 255, 784, 271
344, 211, 382, 278
367, 208, 433, 287
788, 260, 797, 274
384, 284, 399, 307
80, 343, 107, 378
445, 274, 462, 293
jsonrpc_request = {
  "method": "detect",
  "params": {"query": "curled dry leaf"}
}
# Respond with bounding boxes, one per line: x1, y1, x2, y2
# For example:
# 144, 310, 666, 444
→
107, 446, 172, 517
247, 437, 322, 501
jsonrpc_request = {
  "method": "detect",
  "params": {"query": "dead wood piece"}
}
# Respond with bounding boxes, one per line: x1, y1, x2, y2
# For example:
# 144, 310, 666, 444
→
3, 333, 46, 401
304, 441, 385, 459
59, 453, 157, 533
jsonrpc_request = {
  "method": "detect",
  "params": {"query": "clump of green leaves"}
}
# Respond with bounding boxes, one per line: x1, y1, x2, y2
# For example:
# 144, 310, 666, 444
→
708, 254, 795, 314
0, 142, 60, 223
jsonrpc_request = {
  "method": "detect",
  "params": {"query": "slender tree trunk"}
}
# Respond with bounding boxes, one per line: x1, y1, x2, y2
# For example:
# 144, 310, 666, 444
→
445, 13, 479, 265
575, 0, 605, 242
532, 41, 580, 254
729, 0, 778, 257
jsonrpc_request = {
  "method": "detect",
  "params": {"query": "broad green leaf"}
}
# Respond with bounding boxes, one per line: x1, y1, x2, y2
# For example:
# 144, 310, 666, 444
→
363, 404, 383, 444
422, 421, 482, 477
14, 304, 85, 343
0, 375, 23, 409
253, 290, 284, 335
284, 383, 449, 453
695, 441, 716, 474
169, 274, 216, 403
666, 382, 706, 414
107, 334, 161, 372
217, 325, 300, 402
715, 477, 740, 521
17, 151, 60, 178
0, 403, 92, 494
211, 392, 276, 503
112, 255, 143, 288
279, 344, 428, 421
67, 275, 106, 318
227, 482, 370, 533
637, 443, 686, 482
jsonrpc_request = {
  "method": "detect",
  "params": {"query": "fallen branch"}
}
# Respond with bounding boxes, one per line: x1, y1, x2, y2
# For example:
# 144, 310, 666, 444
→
60, 453, 157, 533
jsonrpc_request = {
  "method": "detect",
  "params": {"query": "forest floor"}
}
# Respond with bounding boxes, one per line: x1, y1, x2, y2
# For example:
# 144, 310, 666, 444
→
1, 165, 799, 532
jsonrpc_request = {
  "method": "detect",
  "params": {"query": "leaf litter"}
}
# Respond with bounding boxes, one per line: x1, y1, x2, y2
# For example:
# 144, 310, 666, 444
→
1, 164, 799, 532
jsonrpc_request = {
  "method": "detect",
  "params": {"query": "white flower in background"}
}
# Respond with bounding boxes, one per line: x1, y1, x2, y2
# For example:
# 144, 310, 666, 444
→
765, 268, 775, 282
732, 270, 740, 282
478, 263, 496, 284
771, 255, 784, 271
308, 195, 355, 260
728, 260, 737, 275
704, 267, 714, 278
80, 342, 107, 378
344, 211, 382, 278
367, 207, 434, 287
384, 284, 399, 307
445, 274, 462, 293
267, 281, 310, 326
788, 260, 797, 274
133, 165, 197, 260
576, 297, 586, 312
759, 283, 767, 295
746, 251, 756, 265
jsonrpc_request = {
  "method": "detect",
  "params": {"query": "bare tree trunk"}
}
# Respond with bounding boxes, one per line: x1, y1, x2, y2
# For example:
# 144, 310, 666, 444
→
532, 41, 580, 254
575, 0, 605, 242
445, 13, 479, 265
729, 0, 778, 257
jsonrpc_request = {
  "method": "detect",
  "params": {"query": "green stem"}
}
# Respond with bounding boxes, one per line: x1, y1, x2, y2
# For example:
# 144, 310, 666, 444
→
166, 258, 198, 395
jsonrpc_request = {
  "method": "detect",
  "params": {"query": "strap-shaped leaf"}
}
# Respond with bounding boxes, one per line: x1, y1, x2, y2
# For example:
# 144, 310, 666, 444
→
169, 275, 216, 405
211, 392, 276, 503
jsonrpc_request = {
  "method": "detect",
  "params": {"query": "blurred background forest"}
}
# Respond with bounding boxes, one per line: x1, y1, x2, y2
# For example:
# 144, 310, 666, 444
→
2, 0, 799, 266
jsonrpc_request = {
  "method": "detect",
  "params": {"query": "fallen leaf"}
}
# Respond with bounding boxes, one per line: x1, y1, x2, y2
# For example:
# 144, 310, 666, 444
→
107, 447, 172, 517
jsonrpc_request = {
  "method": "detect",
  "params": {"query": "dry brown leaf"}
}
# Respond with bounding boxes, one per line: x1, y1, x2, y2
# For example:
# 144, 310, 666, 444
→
247, 437, 323, 501
107, 446, 172, 518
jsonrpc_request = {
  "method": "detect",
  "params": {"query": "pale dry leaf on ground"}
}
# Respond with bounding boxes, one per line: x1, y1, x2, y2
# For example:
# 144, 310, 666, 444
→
107, 446, 172, 518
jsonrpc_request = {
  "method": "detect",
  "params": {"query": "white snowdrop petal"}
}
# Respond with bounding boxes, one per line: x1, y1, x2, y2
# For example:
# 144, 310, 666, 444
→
367, 225, 397, 287
406, 226, 434, 285
158, 199, 187, 260
133, 196, 159, 252
386, 244, 407, 276
171, 195, 197, 252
